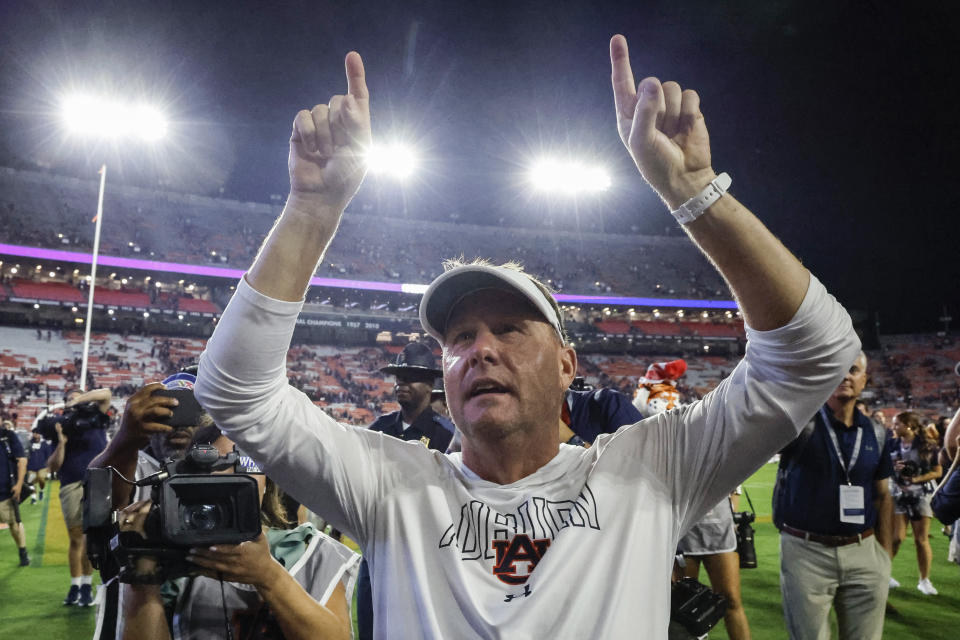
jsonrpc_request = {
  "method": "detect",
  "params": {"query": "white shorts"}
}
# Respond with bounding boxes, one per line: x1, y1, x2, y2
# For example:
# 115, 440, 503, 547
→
679, 498, 737, 556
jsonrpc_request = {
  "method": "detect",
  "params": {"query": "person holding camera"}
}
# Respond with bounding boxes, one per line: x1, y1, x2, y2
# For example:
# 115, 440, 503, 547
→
1, 419, 29, 566
27, 430, 52, 504
47, 387, 112, 606
194, 38, 861, 638
114, 428, 358, 640
888, 410, 942, 595
86, 376, 206, 640
773, 352, 894, 640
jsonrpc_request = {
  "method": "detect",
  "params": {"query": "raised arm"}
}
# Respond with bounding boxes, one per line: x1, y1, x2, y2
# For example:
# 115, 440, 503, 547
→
608, 35, 860, 531
68, 387, 112, 414
88, 383, 178, 508
47, 423, 67, 473
247, 51, 371, 302
610, 34, 808, 331
195, 52, 422, 543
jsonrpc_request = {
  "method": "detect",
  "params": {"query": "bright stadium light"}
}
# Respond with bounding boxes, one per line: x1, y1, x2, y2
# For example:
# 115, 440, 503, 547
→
529, 158, 611, 195
58, 94, 168, 390
366, 142, 418, 180
61, 94, 168, 142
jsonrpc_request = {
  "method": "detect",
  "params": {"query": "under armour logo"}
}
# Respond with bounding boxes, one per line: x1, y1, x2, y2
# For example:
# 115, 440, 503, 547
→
503, 584, 533, 602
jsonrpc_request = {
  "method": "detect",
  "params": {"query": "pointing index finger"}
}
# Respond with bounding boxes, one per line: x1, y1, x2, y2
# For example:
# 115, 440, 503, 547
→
610, 34, 637, 121
345, 51, 369, 106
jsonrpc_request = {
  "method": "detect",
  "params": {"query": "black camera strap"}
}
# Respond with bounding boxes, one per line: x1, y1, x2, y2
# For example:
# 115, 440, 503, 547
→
741, 486, 756, 516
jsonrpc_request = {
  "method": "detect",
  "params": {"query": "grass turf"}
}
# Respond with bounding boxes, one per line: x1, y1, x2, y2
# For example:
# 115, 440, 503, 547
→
2, 467, 958, 638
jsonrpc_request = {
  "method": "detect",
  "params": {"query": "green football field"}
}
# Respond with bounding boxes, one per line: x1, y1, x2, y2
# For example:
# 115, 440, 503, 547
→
2, 463, 958, 638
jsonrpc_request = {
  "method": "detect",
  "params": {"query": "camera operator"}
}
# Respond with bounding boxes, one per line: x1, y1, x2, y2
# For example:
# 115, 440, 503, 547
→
47, 387, 112, 606
889, 411, 942, 595
87, 377, 201, 640
1, 419, 29, 566
27, 430, 53, 505
114, 428, 358, 640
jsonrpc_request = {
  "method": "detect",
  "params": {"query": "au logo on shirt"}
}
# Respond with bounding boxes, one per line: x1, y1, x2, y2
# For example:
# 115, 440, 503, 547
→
419, 435, 431, 447
491, 534, 551, 585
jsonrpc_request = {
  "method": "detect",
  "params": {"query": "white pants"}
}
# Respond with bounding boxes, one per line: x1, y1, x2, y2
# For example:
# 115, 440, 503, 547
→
779, 532, 890, 640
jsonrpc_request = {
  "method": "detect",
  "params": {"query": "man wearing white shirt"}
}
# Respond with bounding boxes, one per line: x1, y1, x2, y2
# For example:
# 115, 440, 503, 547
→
194, 35, 861, 638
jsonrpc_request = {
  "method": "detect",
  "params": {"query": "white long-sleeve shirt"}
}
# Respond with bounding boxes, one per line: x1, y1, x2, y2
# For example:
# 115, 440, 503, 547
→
196, 274, 860, 639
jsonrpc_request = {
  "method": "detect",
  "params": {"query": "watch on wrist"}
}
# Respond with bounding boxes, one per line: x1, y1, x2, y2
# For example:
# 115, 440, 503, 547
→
670, 172, 732, 225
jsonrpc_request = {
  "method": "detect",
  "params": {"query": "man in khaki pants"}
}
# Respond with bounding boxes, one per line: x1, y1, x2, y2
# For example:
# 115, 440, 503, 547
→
774, 353, 894, 639
47, 388, 111, 606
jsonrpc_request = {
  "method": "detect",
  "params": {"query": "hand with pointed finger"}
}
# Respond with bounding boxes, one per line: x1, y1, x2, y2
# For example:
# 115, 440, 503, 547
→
609, 34, 717, 210
186, 528, 282, 589
288, 51, 372, 214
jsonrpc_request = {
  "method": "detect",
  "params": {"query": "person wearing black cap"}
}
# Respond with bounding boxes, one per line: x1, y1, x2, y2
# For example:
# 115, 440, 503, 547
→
368, 342, 455, 452
195, 41, 862, 637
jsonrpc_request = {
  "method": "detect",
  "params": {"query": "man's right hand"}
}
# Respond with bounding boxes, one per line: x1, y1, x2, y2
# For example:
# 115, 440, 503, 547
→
286, 51, 371, 215
117, 383, 179, 448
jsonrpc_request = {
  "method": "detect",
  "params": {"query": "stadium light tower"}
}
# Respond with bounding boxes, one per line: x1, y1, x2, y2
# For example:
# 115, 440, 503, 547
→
365, 142, 419, 180
60, 94, 168, 390
528, 157, 611, 195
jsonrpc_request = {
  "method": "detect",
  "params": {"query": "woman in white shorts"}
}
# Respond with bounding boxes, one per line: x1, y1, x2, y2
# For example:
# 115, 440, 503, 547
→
890, 411, 942, 595
677, 494, 750, 639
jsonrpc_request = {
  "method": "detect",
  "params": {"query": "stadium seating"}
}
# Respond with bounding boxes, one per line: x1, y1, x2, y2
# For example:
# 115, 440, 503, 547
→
0, 167, 729, 300
9, 279, 85, 304
2, 325, 957, 431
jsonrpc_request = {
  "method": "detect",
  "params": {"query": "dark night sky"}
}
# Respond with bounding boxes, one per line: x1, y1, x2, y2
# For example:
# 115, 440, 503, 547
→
0, 0, 957, 335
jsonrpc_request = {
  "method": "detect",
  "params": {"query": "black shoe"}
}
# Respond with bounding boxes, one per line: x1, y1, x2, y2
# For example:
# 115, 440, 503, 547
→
19, 548, 30, 566
79, 584, 95, 607
63, 585, 80, 606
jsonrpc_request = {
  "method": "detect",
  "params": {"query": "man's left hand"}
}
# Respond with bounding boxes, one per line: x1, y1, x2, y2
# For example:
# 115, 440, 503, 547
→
609, 34, 716, 209
187, 529, 282, 589
12, 483, 22, 501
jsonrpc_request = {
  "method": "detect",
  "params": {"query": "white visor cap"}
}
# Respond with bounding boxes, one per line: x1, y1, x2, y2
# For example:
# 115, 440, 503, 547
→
420, 264, 564, 343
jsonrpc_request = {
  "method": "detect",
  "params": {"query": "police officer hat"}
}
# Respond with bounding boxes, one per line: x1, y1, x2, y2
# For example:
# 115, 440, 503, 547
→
380, 342, 442, 377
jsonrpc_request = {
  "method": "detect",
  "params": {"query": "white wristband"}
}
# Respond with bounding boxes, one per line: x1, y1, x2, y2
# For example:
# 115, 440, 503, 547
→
669, 172, 732, 225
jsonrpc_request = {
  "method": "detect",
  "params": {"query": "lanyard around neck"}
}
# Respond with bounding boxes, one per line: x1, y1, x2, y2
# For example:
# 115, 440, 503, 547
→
820, 407, 862, 485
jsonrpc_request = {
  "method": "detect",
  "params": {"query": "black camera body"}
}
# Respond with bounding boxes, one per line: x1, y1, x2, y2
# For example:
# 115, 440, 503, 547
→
894, 459, 920, 486
671, 577, 728, 637
84, 444, 262, 583
36, 401, 108, 443
733, 510, 757, 569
